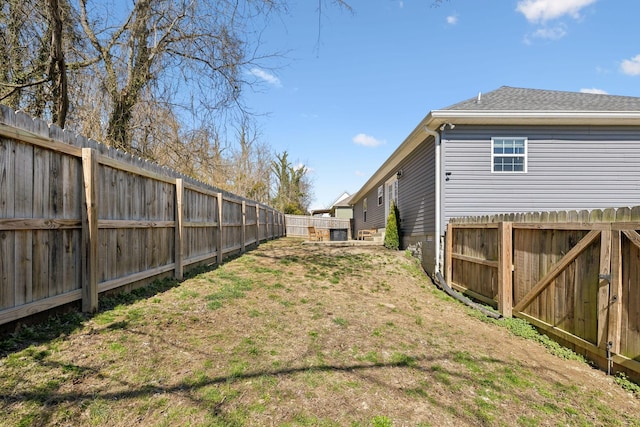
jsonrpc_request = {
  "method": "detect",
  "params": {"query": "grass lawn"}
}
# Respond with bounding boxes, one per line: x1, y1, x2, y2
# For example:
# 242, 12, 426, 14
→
1, 237, 639, 426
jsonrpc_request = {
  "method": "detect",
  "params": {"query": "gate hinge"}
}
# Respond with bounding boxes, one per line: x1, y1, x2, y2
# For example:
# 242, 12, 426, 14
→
598, 274, 611, 282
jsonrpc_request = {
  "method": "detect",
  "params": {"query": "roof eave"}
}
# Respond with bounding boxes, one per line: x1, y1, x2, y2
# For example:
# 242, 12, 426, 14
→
426, 110, 640, 128
350, 117, 433, 203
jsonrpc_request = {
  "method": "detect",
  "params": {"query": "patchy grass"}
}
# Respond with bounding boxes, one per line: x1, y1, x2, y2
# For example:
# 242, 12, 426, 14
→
0, 238, 638, 426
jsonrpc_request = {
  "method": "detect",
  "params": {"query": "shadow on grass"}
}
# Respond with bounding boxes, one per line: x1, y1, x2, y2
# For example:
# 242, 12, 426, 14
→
0, 262, 217, 358
0, 352, 506, 426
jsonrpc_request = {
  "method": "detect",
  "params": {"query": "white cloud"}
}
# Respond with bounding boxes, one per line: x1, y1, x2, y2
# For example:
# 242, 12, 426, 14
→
580, 88, 608, 94
516, 0, 597, 23
249, 68, 281, 87
353, 133, 385, 147
621, 54, 640, 76
532, 24, 567, 40
355, 170, 365, 177
446, 15, 458, 25
398, 1, 404, 8
523, 23, 567, 44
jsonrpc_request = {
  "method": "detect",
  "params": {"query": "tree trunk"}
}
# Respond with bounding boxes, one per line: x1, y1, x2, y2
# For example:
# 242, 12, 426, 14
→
104, 0, 150, 151
47, 0, 68, 127
107, 93, 136, 151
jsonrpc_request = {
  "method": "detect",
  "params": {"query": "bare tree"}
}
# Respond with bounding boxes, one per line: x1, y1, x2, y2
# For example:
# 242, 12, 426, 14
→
77, 0, 284, 152
226, 119, 272, 203
0, 0, 76, 127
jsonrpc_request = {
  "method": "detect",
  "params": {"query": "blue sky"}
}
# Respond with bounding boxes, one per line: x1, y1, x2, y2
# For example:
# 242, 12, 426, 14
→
243, 0, 640, 210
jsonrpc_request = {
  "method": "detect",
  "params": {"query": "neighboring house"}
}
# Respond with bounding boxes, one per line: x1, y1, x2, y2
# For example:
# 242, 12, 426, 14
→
350, 86, 640, 274
331, 194, 354, 219
311, 191, 353, 219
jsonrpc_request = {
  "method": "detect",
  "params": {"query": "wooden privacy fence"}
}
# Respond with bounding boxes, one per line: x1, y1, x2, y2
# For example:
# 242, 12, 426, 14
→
445, 207, 640, 378
0, 106, 284, 326
285, 214, 352, 239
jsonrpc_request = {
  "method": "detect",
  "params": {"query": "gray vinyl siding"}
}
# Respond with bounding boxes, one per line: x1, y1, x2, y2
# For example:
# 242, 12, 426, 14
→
397, 138, 436, 238
397, 138, 438, 272
442, 125, 640, 231
353, 201, 364, 229
353, 186, 386, 232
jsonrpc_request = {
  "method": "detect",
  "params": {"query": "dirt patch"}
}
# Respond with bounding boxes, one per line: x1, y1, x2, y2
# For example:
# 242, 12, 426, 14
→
1, 238, 639, 426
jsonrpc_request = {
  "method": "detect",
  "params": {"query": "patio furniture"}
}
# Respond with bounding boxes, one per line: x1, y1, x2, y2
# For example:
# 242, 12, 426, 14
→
357, 229, 376, 240
308, 226, 321, 241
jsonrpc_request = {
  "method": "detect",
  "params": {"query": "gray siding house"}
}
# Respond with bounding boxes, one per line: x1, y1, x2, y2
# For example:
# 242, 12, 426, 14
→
350, 86, 640, 274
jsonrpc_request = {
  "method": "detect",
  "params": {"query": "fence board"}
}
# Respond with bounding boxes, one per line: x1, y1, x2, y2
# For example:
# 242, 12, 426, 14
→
0, 138, 14, 309
0, 231, 13, 309
609, 231, 623, 354
597, 228, 612, 348
62, 152, 81, 295
0, 138, 15, 218
622, 232, 640, 360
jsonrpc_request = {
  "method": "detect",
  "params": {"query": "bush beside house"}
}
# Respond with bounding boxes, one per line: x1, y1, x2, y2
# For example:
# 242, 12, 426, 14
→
384, 201, 400, 250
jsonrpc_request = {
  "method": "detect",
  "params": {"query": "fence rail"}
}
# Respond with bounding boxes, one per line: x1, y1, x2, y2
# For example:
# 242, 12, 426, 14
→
285, 215, 352, 239
445, 207, 640, 379
0, 106, 284, 326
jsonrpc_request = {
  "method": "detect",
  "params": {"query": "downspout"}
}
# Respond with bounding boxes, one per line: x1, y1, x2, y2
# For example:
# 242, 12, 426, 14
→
423, 126, 442, 273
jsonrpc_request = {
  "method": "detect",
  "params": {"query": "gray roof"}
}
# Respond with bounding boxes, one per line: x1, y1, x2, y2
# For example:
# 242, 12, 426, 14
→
442, 86, 640, 112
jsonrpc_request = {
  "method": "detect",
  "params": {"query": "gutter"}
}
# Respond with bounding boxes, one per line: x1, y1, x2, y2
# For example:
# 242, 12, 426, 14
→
427, 109, 640, 126
423, 126, 441, 274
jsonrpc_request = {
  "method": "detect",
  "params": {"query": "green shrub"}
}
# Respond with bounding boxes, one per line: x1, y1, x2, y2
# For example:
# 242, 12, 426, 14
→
384, 201, 400, 250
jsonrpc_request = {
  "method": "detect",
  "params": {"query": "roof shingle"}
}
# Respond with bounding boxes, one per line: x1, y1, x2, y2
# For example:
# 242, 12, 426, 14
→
442, 86, 640, 112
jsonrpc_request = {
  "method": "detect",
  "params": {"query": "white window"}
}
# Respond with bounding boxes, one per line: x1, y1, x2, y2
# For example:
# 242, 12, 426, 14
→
492, 137, 527, 173
377, 185, 383, 206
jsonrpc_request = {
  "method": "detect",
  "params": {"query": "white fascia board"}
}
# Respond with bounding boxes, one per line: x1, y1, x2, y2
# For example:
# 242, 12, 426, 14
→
426, 110, 640, 128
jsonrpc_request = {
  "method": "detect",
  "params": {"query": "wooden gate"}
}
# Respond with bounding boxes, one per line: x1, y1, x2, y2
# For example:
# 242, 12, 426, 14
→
445, 210, 640, 378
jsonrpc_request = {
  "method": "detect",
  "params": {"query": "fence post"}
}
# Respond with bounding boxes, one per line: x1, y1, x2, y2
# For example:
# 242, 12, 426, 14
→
497, 221, 513, 317
174, 179, 184, 280
264, 208, 268, 240
281, 212, 285, 237
256, 205, 261, 245
266, 209, 271, 240
270, 209, 274, 239
241, 201, 246, 253
81, 148, 98, 313
217, 193, 223, 265
445, 223, 453, 285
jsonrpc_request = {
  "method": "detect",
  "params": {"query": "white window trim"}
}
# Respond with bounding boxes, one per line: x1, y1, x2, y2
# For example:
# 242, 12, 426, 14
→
384, 176, 398, 225
491, 137, 528, 173
363, 197, 368, 222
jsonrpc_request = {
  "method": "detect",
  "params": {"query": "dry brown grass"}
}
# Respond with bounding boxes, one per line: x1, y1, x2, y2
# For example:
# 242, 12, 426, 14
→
1, 237, 639, 426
